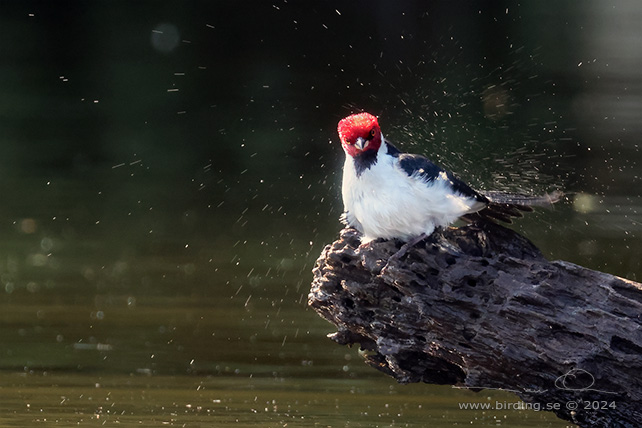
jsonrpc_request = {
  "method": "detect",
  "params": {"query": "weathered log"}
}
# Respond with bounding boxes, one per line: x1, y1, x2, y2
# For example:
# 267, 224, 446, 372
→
308, 223, 642, 428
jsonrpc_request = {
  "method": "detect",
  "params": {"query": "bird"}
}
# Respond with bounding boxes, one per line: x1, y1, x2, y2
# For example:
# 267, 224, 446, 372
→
337, 112, 560, 255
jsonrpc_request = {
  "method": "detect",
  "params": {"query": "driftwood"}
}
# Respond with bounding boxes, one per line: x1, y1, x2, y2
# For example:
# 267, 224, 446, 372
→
308, 223, 642, 428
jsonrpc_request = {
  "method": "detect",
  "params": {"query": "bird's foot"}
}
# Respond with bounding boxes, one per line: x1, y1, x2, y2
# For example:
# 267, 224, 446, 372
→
356, 236, 386, 252
381, 233, 428, 275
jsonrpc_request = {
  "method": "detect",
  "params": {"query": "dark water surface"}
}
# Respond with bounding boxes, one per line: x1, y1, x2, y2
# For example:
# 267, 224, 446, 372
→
2, 1, 642, 426
0, 177, 575, 427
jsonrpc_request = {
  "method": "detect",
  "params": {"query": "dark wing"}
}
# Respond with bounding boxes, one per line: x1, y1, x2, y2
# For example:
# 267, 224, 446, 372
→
388, 141, 562, 224
395, 151, 488, 205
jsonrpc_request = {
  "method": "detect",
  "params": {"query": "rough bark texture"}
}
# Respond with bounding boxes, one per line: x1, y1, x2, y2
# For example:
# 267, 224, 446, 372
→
308, 223, 642, 428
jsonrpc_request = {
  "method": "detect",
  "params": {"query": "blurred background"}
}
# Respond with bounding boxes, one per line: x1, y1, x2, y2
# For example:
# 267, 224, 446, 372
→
0, 1, 640, 426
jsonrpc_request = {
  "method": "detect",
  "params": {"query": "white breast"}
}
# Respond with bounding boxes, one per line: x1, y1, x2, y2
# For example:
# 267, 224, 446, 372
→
342, 141, 483, 243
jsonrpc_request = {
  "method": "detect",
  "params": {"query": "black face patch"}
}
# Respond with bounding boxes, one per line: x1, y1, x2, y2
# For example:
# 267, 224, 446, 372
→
352, 141, 398, 177
353, 148, 378, 177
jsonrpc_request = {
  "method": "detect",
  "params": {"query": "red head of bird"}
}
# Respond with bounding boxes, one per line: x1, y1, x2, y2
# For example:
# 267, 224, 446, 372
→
337, 112, 382, 157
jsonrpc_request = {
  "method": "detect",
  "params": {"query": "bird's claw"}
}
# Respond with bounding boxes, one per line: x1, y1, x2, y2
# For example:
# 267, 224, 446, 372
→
380, 233, 428, 275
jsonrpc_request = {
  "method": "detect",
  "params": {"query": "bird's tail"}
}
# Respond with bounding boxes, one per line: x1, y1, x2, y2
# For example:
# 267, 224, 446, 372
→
484, 190, 563, 207
464, 190, 563, 224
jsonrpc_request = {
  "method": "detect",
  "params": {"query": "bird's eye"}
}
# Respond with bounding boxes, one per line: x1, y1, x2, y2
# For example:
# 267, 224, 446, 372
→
369, 128, 376, 138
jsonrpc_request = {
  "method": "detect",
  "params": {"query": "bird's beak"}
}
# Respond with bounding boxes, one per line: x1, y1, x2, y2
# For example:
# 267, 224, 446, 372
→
355, 137, 368, 151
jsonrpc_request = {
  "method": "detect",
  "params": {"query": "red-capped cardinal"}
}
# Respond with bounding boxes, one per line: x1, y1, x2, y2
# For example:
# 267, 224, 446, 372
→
337, 112, 559, 251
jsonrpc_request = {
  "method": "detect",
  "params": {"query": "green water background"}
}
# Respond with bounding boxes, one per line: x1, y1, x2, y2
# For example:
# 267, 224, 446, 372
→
1, 1, 641, 426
